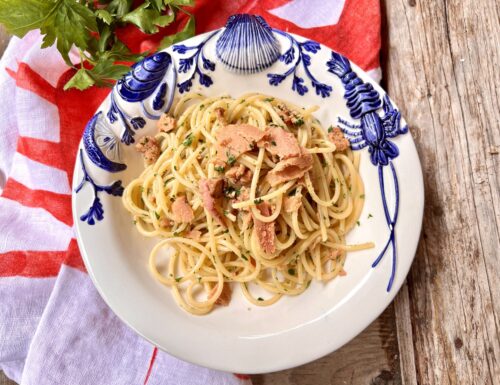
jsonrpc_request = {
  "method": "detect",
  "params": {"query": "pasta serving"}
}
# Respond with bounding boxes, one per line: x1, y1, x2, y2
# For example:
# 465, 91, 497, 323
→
122, 93, 373, 315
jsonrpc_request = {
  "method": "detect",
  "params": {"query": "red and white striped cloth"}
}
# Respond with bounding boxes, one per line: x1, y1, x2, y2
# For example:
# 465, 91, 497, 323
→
0, 1, 381, 384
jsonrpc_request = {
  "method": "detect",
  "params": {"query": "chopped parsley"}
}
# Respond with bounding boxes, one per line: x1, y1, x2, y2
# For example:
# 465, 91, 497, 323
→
197, 276, 202, 283
224, 185, 241, 198
222, 229, 229, 234
173, 231, 180, 236
288, 268, 295, 276
223, 210, 229, 216
241, 255, 248, 261
240, 99, 246, 104
254, 198, 263, 204
264, 97, 274, 102
164, 177, 174, 186
356, 220, 361, 226
306, 280, 311, 288
155, 212, 160, 220
359, 194, 365, 199
175, 276, 183, 282
173, 165, 177, 171
214, 165, 225, 173
226, 152, 236, 166
199, 104, 204, 109
133, 220, 137, 225
368, 213, 373, 219
182, 134, 193, 146
257, 297, 264, 301
328, 126, 333, 133
271, 140, 277, 146
293, 117, 304, 127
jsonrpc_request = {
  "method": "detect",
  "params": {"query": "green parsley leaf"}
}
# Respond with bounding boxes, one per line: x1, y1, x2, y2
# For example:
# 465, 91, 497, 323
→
95, 9, 113, 25
254, 198, 263, 204
183, 134, 193, 146
288, 268, 295, 276
293, 117, 304, 127
264, 97, 274, 102
226, 152, 236, 166
155, 212, 160, 220
241, 255, 248, 261
214, 165, 225, 173
257, 297, 264, 301
168, 0, 195, 6
64, 68, 95, 91
328, 126, 333, 133
368, 213, 373, 219
175, 276, 183, 282
159, 14, 195, 49
356, 220, 361, 226
0, 0, 195, 91
271, 140, 277, 146
122, 3, 170, 34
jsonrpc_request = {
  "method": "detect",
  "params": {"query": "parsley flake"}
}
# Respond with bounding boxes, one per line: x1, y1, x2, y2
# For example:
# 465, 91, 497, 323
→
254, 198, 263, 204
182, 134, 193, 146
226, 152, 236, 166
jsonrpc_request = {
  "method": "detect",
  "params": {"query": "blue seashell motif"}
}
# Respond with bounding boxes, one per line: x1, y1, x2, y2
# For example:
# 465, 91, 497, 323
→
83, 112, 126, 173
268, 31, 332, 98
108, 52, 175, 144
117, 52, 172, 102
326, 51, 408, 291
75, 149, 124, 225
216, 14, 281, 74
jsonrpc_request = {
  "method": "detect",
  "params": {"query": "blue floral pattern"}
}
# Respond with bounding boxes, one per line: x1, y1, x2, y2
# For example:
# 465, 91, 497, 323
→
268, 31, 332, 98
173, 31, 218, 93
75, 149, 124, 225
327, 51, 408, 291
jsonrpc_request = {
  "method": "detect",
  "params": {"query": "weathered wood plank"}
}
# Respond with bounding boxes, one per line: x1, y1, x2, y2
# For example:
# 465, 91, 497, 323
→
254, 304, 401, 385
383, 0, 500, 384
0, 372, 15, 385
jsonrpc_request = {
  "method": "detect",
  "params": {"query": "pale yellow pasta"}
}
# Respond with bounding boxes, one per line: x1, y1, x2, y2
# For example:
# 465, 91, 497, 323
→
122, 93, 373, 315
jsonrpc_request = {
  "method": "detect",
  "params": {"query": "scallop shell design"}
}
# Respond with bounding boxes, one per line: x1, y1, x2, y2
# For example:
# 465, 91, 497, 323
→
216, 14, 281, 74
117, 52, 172, 102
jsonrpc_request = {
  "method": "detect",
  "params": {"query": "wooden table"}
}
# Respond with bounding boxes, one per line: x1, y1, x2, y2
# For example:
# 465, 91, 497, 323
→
1, 0, 499, 383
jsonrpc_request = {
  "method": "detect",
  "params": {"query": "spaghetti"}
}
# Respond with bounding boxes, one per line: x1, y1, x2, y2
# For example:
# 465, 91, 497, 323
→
122, 93, 373, 315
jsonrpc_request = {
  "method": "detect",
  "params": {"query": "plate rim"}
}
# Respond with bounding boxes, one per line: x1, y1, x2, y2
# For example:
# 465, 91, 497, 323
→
72, 25, 424, 373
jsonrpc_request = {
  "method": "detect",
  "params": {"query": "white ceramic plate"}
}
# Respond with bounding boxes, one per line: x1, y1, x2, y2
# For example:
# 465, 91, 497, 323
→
72, 14, 424, 374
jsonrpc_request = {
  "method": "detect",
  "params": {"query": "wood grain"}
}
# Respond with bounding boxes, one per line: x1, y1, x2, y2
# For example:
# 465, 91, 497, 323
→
382, 0, 500, 384
254, 304, 402, 385
0, 372, 15, 385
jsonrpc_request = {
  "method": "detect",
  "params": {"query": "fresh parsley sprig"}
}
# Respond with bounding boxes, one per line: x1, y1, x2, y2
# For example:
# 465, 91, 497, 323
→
0, 0, 196, 90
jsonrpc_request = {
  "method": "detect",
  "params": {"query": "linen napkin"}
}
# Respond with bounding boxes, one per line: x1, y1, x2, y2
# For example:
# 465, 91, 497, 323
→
0, 1, 381, 383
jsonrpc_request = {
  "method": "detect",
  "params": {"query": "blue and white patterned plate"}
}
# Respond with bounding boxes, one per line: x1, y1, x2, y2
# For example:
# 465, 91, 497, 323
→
72, 14, 423, 373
